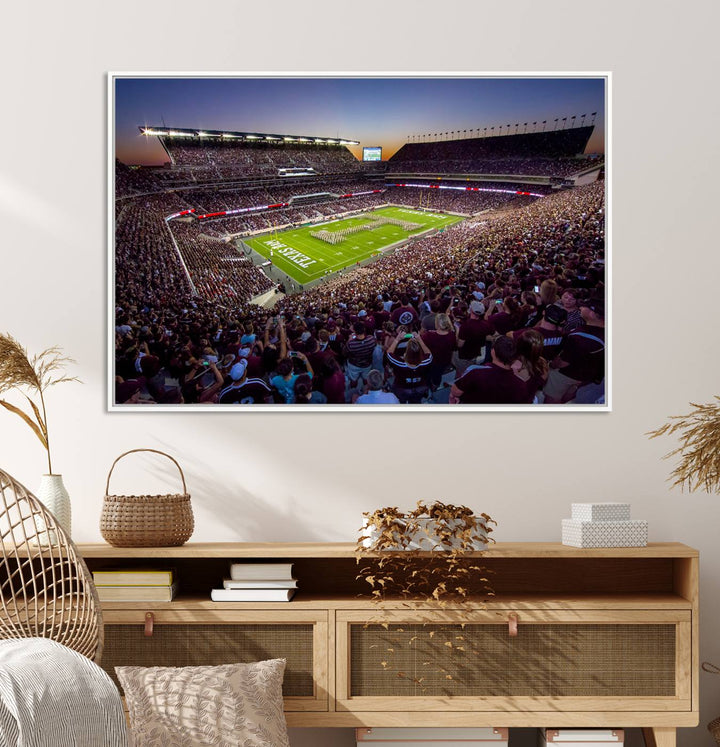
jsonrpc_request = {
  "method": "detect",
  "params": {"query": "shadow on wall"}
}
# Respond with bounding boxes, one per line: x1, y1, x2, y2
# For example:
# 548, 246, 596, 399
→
145, 442, 331, 542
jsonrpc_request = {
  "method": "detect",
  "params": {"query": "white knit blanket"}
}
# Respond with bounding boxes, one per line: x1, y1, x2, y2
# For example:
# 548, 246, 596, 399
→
0, 638, 129, 747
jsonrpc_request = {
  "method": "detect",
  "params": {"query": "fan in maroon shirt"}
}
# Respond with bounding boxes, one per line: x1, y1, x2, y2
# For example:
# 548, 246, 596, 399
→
386, 331, 433, 404
390, 296, 419, 329
457, 301, 494, 361
421, 313, 457, 388
450, 337, 527, 405
512, 304, 566, 361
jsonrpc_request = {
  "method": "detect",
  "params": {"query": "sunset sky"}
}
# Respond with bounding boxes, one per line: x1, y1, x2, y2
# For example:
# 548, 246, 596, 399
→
114, 76, 606, 165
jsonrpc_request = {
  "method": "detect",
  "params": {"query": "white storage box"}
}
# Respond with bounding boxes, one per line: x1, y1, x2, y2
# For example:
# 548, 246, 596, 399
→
357, 726, 508, 745
539, 729, 624, 747
571, 503, 631, 522
562, 519, 648, 548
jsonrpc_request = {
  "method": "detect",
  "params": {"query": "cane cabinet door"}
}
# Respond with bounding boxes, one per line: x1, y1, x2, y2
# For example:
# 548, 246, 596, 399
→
336, 609, 691, 713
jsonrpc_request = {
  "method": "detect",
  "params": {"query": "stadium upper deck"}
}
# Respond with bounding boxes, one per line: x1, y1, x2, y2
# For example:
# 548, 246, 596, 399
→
118, 123, 601, 198
140, 126, 363, 177
388, 126, 598, 178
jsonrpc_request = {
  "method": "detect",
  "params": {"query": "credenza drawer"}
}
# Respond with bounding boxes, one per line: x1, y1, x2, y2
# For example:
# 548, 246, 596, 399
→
101, 610, 328, 711
336, 609, 691, 712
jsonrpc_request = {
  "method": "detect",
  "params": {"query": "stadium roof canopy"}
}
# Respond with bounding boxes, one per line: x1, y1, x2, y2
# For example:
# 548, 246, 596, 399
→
139, 126, 359, 146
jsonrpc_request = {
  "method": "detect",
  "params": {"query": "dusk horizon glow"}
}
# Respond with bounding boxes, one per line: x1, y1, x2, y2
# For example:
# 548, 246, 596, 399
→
115, 76, 606, 166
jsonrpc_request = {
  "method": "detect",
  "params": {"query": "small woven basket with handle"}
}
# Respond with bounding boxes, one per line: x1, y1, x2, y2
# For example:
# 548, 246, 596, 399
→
704, 662, 720, 746
100, 449, 194, 547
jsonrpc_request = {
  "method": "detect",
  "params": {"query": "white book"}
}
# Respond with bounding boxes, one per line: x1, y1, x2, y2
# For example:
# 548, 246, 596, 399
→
223, 578, 297, 589
211, 588, 296, 602
229, 562, 294, 581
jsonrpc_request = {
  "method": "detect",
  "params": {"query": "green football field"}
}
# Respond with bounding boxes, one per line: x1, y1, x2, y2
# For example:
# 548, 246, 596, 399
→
243, 206, 463, 284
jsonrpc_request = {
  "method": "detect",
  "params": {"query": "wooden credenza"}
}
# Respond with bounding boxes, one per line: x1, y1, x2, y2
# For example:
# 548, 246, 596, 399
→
77, 542, 699, 747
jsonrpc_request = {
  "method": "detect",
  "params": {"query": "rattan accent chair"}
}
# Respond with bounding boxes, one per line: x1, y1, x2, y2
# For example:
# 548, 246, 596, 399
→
0, 467, 103, 663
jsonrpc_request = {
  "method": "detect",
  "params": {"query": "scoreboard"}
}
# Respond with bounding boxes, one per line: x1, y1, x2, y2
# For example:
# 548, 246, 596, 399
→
362, 146, 382, 162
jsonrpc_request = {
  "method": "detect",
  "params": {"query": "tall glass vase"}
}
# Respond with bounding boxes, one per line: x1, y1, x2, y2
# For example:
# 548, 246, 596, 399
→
36, 474, 72, 544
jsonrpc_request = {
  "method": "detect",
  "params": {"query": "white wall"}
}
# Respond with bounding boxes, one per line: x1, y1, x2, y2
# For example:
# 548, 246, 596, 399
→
1, 2, 719, 746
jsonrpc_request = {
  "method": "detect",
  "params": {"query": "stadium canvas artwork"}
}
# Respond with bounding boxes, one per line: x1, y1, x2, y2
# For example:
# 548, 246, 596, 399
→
111, 74, 608, 410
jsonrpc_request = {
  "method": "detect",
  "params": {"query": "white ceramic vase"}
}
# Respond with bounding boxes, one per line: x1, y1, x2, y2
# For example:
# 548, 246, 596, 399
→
36, 474, 72, 542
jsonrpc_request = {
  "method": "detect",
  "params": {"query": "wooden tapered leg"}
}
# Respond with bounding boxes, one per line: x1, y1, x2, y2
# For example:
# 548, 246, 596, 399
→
643, 727, 676, 747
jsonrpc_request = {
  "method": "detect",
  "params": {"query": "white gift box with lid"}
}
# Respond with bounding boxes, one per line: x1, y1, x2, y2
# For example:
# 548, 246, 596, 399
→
571, 503, 631, 522
562, 519, 648, 548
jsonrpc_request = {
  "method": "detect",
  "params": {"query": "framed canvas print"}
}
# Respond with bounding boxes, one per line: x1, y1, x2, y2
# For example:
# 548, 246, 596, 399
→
109, 72, 609, 410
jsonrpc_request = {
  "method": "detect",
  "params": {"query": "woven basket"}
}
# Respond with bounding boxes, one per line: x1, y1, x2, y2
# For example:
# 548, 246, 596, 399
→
704, 662, 720, 745
100, 449, 194, 547
708, 716, 720, 747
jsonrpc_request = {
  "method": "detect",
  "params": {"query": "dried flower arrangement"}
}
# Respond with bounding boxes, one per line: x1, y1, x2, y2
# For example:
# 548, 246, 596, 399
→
358, 501, 495, 602
0, 333, 79, 474
356, 501, 496, 690
647, 397, 720, 492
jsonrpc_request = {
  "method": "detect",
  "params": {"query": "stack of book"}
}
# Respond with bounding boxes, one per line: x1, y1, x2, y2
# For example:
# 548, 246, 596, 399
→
93, 568, 179, 602
211, 562, 297, 602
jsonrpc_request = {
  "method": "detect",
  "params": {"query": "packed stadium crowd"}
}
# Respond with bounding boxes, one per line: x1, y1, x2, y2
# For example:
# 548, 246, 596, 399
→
165, 142, 362, 177
388, 128, 601, 178
387, 156, 599, 177
114, 180, 605, 406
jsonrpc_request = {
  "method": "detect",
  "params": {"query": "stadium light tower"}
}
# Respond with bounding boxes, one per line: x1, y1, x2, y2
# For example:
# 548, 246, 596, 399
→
591, 111, 597, 125
554, 118, 559, 130
581, 113, 587, 127
542, 120, 547, 131
571, 115, 576, 128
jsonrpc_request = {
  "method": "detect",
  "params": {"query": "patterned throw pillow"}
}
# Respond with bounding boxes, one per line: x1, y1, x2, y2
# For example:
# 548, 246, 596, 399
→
116, 658, 290, 747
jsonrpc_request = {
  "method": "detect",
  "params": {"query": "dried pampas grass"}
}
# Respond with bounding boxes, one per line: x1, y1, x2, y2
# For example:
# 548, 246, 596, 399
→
647, 397, 720, 493
0, 333, 79, 474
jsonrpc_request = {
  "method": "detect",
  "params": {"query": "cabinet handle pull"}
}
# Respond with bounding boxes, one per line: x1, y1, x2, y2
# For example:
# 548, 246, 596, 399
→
508, 612, 518, 637
145, 612, 154, 637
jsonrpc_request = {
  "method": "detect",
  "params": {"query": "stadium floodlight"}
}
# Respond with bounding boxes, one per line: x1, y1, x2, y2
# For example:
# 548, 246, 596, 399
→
142, 128, 169, 136
168, 130, 194, 137
197, 131, 210, 138
297, 137, 311, 142
245, 134, 260, 139
284, 137, 295, 141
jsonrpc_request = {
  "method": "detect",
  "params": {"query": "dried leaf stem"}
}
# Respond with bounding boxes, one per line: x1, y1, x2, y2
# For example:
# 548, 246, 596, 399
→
0, 333, 79, 474
647, 397, 720, 493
